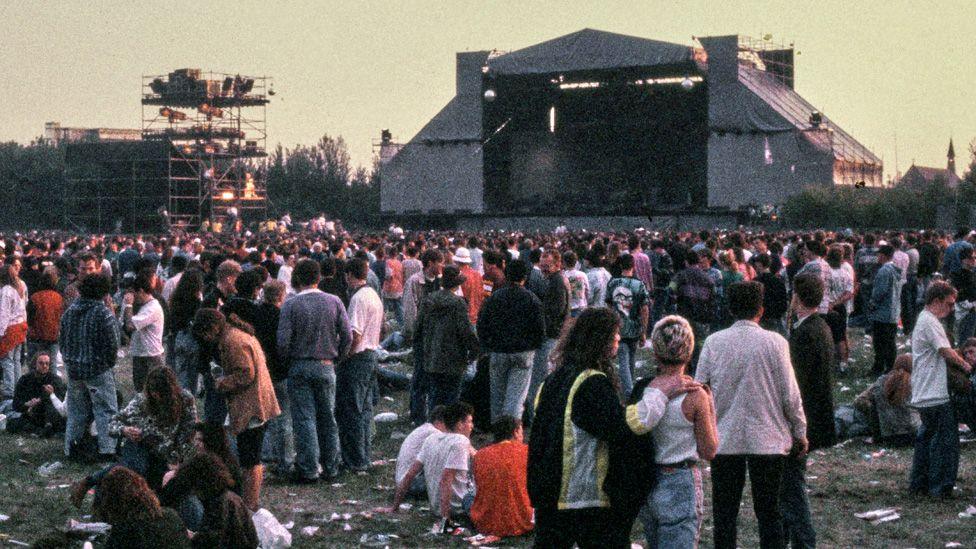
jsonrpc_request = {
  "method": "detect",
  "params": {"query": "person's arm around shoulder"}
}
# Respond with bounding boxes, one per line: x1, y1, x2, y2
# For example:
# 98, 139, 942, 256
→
685, 386, 719, 461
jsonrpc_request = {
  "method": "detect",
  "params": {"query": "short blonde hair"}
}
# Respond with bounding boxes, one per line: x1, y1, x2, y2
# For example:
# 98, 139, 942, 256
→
651, 315, 695, 367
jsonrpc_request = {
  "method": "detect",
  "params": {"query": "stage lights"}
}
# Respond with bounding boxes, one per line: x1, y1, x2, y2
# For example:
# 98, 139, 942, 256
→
549, 106, 556, 133
558, 81, 600, 90
484, 89, 497, 102
681, 77, 695, 90
220, 190, 235, 200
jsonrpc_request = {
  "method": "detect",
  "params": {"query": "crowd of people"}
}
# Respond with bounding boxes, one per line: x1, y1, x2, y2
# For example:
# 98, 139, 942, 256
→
0, 223, 974, 547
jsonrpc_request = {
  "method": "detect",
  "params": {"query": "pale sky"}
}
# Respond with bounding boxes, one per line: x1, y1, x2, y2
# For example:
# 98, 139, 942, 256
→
2, 0, 975, 180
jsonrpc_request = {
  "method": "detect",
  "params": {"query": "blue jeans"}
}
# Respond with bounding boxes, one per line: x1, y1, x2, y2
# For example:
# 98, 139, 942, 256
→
384, 298, 404, 326
617, 339, 638, 398
288, 359, 339, 480
652, 288, 672, 325
909, 403, 960, 496
90, 441, 166, 489
336, 350, 376, 471
65, 369, 119, 455
640, 465, 704, 549
488, 351, 534, 422
428, 372, 463, 410
1, 343, 23, 400
173, 330, 200, 394
525, 338, 557, 426
263, 379, 294, 474
410, 361, 430, 426
780, 455, 816, 548
202, 371, 227, 425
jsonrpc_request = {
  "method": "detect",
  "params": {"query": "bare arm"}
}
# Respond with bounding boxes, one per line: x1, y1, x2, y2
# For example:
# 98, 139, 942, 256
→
686, 387, 719, 461
385, 461, 422, 512
941, 347, 973, 374
438, 468, 458, 519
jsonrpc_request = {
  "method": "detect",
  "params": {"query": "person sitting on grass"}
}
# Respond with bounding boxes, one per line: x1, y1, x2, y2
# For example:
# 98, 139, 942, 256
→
394, 405, 447, 499
379, 402, 476, 531
469, 416, 534, 538
71, 366, 197, 508
95, 466, 190, 549
853, 354, 919, 447
6, 351, 65, 436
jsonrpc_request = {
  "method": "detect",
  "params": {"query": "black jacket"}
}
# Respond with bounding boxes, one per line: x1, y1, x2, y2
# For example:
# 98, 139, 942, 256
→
541, 272, 571, 339
757, 272, 789, 321
477, 285, 545, 353
789, 314, 837, 450
13, 371, 65, 415
414, 290, 479, 376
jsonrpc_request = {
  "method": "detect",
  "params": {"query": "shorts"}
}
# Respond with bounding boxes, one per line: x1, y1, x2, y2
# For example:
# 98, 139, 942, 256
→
236, 424, 268, 468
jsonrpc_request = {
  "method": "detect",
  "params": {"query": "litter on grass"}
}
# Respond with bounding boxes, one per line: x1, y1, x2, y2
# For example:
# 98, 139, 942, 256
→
390, 431, 408, 440
854, 508, 900, 524
301, 526, 319, 537
0, 514, 8, 521
958, 505, 976, 518
360, 533, 400, 547
67, 520, 111, 535
374, 412, 398, 423
37, 461, 62, 476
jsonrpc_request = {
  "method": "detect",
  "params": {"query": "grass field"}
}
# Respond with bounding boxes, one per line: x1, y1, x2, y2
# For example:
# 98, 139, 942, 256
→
1, 329, 975, 548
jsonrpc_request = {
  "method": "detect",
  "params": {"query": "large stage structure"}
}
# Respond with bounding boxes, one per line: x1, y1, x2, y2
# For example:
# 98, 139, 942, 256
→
64, 69, 271, 233
380, 30, 883, 230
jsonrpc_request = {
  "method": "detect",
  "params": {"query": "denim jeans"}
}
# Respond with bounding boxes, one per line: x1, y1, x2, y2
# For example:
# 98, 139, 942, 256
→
779, 455, 816, 548
711, 454, 785, 549
64, 369, 119, 456
639, 465, 704, 549
652, 288, 672, 325
336, 350, 376, 471
909, 403, 960, 496
1, 343, 23, 400
525, 338, 557, 426
288, 359, 340, 480
90, 441, 166, 490
428, 372, 464, 410
202, 371, 228, 425
488, 350, 534, 422
173, 330, 200, 394
384, 298, 404, 326
263, 379, 295, 474
409, 361, 430, 426
617, 339, 638, 398
871, 322, 897, 374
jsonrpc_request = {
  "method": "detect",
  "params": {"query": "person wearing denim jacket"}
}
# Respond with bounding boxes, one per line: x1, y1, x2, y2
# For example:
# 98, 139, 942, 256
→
870, 245, 902, 374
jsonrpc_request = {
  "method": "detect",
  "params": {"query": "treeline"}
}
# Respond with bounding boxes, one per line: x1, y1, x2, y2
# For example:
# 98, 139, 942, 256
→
0, 134, 382, 230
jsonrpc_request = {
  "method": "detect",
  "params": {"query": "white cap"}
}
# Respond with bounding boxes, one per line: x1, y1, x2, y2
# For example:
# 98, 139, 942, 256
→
453, 247, 472, 264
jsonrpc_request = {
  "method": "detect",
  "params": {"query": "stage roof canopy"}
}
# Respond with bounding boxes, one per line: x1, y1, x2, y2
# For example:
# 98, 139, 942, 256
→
487, 28, 695, 75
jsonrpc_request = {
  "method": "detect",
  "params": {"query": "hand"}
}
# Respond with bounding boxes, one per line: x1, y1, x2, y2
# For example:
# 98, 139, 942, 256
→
26, 398, 41, 409
42, 384, 54, 395
789, 437, 809, 458
162, 469, 176, 487
122, 426, 143, 442
639, 334, 647, 348
650, 375, 702, 399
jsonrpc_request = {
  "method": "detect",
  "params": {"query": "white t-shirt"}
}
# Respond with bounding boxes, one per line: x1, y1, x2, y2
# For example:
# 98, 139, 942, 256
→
129, 298, 165, 357
417, 432, 473, 512
910, 309, 951, 408
827, 267, 853, 310
565, 268, 590, 311
396, 423, 440, 484
348, 285, 384, 354
162, 271, 183, 305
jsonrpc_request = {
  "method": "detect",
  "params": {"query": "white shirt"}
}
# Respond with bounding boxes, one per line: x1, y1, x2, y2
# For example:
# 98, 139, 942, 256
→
129, 298, 164, 357
695, 320, 807, 455
910, 309, 951, 408
162, 271, 183, 305
347, 285, 383, 354
892, 250, 910, 284
0, 283, 27, 336
396, 423, 440, 484
417, 432, 473, 512
277, 265, 294, 295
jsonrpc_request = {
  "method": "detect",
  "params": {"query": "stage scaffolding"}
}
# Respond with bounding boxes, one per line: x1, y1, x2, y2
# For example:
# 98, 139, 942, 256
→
142, 69, 272, 229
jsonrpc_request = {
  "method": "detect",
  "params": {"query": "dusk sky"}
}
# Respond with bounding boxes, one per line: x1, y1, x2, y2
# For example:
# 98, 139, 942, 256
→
2, 1, 974, 180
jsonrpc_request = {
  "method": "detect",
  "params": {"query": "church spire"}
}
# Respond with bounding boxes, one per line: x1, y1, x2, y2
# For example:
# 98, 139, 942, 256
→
948, 138, 957, 175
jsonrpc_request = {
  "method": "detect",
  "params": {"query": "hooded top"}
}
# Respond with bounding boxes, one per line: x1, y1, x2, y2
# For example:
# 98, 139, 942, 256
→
413, 289, 479, 376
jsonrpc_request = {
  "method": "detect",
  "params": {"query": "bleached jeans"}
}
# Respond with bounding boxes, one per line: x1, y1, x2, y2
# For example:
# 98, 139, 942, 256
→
64, 369, 119, 455
639, 465, 704, 549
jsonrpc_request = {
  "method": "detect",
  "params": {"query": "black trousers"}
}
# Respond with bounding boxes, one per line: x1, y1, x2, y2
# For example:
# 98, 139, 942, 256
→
711, 454, 786, 549
872, 321, 898, 374
533, 507, 630, 549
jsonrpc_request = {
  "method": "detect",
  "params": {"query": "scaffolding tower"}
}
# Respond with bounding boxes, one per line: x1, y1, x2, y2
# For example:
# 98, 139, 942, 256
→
142, 69, 271, 230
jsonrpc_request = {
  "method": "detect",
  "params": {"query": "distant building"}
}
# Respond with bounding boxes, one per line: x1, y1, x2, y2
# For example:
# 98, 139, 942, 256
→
43, 121, 141, 146
897, 140, 960, 188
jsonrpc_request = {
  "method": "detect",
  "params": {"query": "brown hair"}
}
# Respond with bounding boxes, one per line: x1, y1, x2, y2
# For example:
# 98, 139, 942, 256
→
144, 366, 183, 426
95, 466, 163, 524
883, 354, 913, 406
551, 307, 621, 393
0, 265, 24, 298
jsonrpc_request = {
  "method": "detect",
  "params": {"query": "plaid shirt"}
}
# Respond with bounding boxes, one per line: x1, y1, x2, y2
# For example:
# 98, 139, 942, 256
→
60, 298, 120, 380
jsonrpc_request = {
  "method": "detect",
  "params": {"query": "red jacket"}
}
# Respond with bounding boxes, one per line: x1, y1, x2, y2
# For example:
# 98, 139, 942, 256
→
28, 289, 62, 343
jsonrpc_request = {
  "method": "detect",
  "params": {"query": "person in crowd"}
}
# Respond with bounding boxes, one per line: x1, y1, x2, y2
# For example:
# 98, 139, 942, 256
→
477, 259, 545, 423
826, 245, 855, 373
853, 354, 919, 447
695, 281, 807, 549
796, 240, 833, 315
606, 253, 650, 397
909, 280, 971, 498
413, 265, 479, 418
670, 249, 716, 374
585, 247, 612, 309
455, 247, 485, 324
6, 350, 65, 435
277, 258, 351, 484
870, 245, 902, 375
26, 267, 62, 378
639, 315, 718, 549
338, 257, 384, 472
161, 254, 188, 304
525, 249, 569, 426
71, 366, 196, 509
123, 270, 166, 392
0, 262, 28, 402
382, 402, 477, 528
562, 250, 590, 318
950, 247, 976, 342
528, 307, 696, 549
628, 236, 655, 304
650, 240, 675, 324
481, 250, 506, 298
753, 253, 788, 336
221, 268, 264, 328
194, 308, 279, 510
715, 250, 744, 329
62, 251, 111, 311
168, 451, 259, 548
469, 416, 534, 538
253, 279, 294, 477
402, 249, 444, 339
382, 245, 405, 325
393, 405, 446, 499
853, 234, 881, 323
167, 269, 204, 392
942, 227, 972, 277
61, 273, 120, 461
782, 274, 836, 548
94, 466, 190, 549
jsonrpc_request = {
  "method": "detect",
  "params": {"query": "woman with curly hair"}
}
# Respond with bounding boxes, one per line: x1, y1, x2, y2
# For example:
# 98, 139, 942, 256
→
71, 366, 197, 507
95, 466, 189, 549
167, 269, 204, 392
174, 451, 259, 548
193, 308, 280, 511
527, 308, 698, 548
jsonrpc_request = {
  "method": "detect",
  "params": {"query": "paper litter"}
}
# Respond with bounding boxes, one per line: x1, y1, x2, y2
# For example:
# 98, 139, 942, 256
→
374, 412, 398, 423
854, 508, 900, 524
342, 522, 352, 531
0, 514, 8, 521
390, 431, 408, 440
957, 505, 976, 518
360, 533, 400, 547
283, 521, 294, 530
300, 526, 319, 537
37, 461, 63, 476
67, 519, 111, 535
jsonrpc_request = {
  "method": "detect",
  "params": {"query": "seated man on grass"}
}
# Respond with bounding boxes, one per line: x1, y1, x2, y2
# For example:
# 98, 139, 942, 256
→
378, 402, 476, 530
394, 405, 447, 499
469, 416, 534, 538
